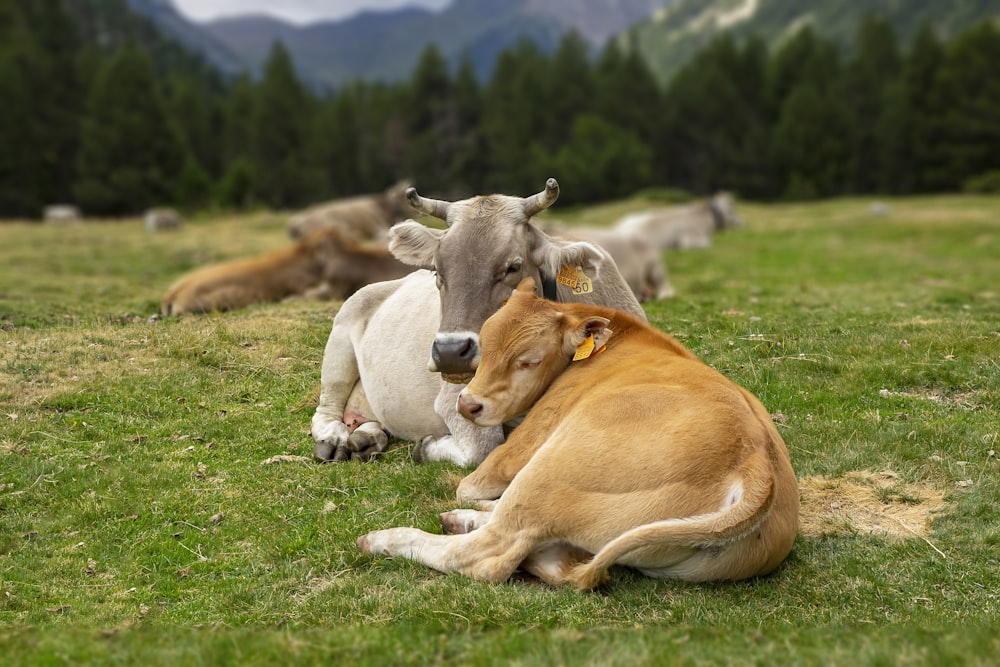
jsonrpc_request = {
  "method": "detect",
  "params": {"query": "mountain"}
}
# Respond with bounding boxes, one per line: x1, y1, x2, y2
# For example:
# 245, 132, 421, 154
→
123, 0, 248, 76
627, 0, 1000, 84
200, 0, 676, 87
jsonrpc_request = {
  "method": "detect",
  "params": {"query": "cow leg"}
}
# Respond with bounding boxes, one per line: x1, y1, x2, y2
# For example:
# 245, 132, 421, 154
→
357, 520, 540, 583
650, 257, 676, 300
411, 382, 505, 467
311, 317, 367, 462
440, 507, 493, 534
455, 428, 553, 502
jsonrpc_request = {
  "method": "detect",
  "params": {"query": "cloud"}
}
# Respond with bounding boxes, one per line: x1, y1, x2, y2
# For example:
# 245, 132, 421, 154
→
172, 0, 453, 25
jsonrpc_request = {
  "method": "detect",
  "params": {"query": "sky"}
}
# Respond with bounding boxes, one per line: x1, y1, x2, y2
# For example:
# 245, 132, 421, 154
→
171, 0, 453, 25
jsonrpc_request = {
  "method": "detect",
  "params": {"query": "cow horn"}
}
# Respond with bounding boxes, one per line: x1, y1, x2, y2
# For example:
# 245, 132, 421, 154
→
523, 178, 560, 218
406, 187, 450, 221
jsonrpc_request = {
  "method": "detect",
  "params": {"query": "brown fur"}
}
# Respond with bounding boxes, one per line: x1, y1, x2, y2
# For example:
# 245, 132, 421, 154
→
162, 226, 414, 315
357, 279, 798, 589
286, 181, 415, 240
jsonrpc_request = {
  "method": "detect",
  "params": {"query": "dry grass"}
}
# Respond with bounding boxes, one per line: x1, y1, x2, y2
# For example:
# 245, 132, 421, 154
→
799, 471, 948, 540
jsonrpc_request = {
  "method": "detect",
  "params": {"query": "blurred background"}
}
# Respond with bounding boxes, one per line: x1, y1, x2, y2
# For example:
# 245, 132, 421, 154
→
2, 0, 999, 219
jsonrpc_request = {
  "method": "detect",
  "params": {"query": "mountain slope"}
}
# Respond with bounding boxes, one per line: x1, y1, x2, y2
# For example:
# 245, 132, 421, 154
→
628, 0, 1000, 84
124, 0, 247, 75
202, 0, 676, 87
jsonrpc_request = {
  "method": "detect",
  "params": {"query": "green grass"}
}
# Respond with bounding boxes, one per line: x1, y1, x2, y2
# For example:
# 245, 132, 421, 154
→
1, 197, 998, 665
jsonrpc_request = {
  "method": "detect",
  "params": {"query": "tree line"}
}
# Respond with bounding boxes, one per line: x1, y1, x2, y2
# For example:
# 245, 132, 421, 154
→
2, 0, 999, 219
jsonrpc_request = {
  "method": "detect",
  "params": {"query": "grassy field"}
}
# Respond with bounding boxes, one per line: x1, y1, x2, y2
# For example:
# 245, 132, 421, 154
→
1, 195, 998, 665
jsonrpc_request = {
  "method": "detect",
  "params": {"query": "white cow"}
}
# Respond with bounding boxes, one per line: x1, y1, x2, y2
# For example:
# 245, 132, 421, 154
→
310, 179, 645, 465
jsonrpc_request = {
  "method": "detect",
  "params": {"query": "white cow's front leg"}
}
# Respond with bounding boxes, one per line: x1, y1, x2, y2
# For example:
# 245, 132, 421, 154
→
312, 318, 366, 462
411, 382, 505, 466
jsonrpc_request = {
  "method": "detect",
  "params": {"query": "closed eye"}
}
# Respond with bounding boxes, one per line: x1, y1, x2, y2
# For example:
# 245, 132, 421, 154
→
516, 359, 540, 370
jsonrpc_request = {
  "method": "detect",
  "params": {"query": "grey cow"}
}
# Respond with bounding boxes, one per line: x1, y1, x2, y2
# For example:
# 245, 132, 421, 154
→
310, 179, 645, 466
615, 192, 743, 251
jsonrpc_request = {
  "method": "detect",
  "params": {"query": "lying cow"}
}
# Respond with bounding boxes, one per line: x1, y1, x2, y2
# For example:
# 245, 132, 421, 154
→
43, 204, 81, 224
310, 178, 644, 465
144, 208, 182, 232
358, 279, 799, 588
162, 226, 413, 315
615, 192, 742, 251
286, 181, 415, 240
547, 224, 674, 301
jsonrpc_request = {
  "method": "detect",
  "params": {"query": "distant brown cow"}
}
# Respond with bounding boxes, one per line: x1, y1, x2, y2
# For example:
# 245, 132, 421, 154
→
162, 226, 414, 316
286, 181, 416, 240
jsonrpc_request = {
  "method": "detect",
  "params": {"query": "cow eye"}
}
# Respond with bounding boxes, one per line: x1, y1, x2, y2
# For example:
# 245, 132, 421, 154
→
506, 260, 522, 275
516, 358, 539, 371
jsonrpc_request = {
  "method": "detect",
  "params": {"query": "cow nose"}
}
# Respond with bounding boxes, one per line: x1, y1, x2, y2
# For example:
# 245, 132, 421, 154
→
458, 393, 483, 421
431, 334, 479, 374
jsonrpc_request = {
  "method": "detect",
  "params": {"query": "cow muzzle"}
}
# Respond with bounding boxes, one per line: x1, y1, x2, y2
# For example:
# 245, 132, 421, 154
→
430, 332, 479, 382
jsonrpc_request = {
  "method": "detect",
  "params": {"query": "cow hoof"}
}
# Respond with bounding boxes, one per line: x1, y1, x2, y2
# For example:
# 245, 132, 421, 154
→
313, 441, 336, 462
349, 428, 388, 461
411, 435, 434, 463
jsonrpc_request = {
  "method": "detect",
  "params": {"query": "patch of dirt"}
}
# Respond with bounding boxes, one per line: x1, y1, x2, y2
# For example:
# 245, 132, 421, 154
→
798, 470, 948, 539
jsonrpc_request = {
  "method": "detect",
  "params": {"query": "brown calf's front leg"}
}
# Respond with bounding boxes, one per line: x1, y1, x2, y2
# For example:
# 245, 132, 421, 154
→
455, 426, 554, 502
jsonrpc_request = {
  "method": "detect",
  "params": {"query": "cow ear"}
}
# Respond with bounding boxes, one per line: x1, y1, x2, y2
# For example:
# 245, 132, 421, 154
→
532, 236, 607, 280
388, 220, 444, 268
563, 315, 612, 355
515, 277, 536, 294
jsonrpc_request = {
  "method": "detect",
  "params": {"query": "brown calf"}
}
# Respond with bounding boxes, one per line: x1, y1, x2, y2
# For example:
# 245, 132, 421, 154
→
357, 278, 798, 589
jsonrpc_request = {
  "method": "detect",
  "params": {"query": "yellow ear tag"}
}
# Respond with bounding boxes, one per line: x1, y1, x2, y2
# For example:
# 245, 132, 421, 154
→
556, 265, 579, 288
573, 266, 593, 294
573, 333, 596, 361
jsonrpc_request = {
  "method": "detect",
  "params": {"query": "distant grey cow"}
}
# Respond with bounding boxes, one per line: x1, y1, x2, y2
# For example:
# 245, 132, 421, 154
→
310, 178, 645, 466
615, 192, 742, 251
287, 181, 416, 241
144, 208, 182, 232
546, 224, 675, 302
43, 205, 81, 224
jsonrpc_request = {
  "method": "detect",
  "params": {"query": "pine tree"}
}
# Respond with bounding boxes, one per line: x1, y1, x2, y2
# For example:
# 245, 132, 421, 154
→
542, 114, 652, 205
544, 31, 596, 148
924, 23, 1000, 191
0, 0, 82, 217
767, 28, 848, 199
659, 35, 770, 195
0, 0, 41, 216
594, 36, 662, 154
249, 42, 319, 208
840, 14, 902, 194
23, 0, 83, 207
901, 23, 947, 192
165, 73, 223, 179
449, 55, 485, 195
404, 44, 455, 192
771, 82, 851, 199
73, 45, 186, 215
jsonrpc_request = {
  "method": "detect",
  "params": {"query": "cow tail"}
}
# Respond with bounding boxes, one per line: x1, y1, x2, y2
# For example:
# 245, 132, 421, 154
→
564, 446, 776, 591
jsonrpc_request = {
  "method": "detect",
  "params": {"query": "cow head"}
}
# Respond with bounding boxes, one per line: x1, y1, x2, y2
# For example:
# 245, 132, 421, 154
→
710, 192, 743, 230
388, 178, 602, 383
457, 278, 613, 426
